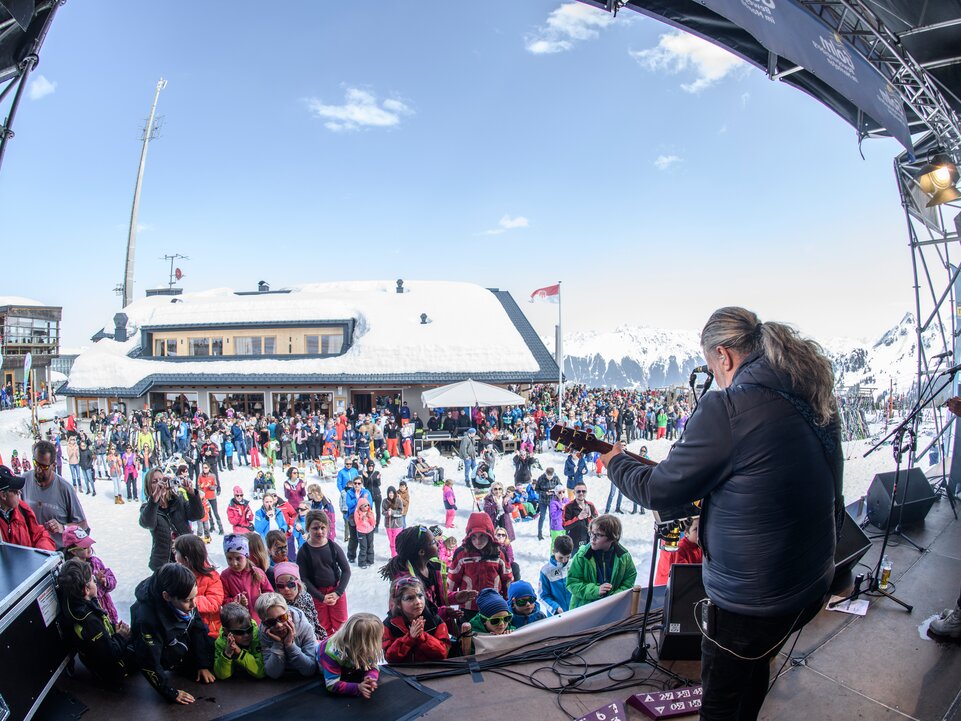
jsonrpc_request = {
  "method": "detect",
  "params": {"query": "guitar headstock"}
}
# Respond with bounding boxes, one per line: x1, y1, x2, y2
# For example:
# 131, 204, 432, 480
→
550, 424, 607, 455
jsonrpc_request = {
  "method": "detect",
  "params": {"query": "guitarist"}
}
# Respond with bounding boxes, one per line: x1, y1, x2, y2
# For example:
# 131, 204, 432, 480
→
601, 307, 842, 721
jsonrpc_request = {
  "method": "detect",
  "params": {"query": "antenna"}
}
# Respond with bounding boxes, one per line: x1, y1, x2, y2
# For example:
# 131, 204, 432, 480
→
162, 253, 189, 290
122, 77, 167, 308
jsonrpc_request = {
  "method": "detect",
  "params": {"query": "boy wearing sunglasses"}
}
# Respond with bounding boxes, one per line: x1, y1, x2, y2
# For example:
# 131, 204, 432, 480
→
507, 580, 546, 629
468, 588, 515, 638
213, 602, 265, 679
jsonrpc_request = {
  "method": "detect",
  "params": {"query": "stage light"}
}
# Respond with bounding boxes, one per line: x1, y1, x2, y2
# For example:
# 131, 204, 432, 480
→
917, 154, 960, 207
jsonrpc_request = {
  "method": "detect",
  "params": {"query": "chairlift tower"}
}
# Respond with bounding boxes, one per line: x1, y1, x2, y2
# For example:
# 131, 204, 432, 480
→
122, 78, 166, 308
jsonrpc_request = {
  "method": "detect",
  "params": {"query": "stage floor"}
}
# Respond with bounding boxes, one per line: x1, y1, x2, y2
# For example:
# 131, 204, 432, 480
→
44, 494, 961, 721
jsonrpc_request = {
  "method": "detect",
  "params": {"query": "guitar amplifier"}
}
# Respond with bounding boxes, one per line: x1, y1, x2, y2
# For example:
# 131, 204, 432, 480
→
657, 563, 705, 661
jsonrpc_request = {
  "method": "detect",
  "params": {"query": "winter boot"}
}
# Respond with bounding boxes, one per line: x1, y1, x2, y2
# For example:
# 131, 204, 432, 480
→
930, 605, 961, 639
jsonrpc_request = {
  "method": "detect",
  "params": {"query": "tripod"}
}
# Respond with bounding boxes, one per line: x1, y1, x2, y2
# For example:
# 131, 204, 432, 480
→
630, 525, 693, 683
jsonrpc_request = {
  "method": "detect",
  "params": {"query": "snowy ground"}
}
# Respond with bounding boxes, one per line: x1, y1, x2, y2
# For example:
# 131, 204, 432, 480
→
0, 403, 948, 622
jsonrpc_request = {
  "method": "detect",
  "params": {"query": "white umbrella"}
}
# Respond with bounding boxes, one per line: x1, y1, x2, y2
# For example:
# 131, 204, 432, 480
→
421, 379, 524, 408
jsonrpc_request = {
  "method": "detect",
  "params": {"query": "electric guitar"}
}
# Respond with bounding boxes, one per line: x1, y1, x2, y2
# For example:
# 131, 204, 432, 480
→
549, 424, 701, 522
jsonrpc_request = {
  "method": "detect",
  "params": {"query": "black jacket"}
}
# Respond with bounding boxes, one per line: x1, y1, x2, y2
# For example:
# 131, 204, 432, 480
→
129, 575, 213, 702
608, 352, 840, 617
139, 490, 205, 572
60, 595, 130, 687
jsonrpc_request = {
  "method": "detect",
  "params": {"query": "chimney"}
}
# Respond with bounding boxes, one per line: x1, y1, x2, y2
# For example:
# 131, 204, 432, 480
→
113, 313, 128, 342
396, 279, 404, 294
258, 281, 270, 293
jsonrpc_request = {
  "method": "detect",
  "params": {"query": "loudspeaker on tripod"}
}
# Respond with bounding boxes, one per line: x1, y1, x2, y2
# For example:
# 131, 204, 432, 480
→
866, 468, 935, 530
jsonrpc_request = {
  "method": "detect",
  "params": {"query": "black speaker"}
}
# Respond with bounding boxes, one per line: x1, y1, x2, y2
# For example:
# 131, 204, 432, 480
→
833, 510, 871, 580
658, 563, 704, 661
866, 468, 936, 529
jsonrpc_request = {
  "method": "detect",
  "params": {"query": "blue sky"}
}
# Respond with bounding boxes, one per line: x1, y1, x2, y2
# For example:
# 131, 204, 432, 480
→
1, 1, 915, 349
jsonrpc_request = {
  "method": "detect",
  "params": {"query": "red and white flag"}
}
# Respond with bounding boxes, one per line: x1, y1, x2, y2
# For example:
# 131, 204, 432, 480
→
529, 283, 560, 303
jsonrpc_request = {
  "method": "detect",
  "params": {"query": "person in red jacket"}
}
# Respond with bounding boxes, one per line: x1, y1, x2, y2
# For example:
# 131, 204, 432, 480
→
227, 486, 255, 533
382, 577, 449, 664
0, 465, 56, 550
447, 512, 513, 614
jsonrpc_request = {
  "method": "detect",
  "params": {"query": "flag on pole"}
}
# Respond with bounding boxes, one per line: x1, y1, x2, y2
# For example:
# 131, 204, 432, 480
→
530, 284, 560, 303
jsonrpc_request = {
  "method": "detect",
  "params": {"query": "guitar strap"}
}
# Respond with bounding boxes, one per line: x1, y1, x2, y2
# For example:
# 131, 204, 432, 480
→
739, 383, 845, 541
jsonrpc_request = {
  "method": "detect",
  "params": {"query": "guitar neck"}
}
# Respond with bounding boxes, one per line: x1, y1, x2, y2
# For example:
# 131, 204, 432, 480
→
550, 424, 657, 467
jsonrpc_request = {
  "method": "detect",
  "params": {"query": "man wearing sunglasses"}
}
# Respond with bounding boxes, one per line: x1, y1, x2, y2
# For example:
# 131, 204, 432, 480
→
21, 439, 88, 550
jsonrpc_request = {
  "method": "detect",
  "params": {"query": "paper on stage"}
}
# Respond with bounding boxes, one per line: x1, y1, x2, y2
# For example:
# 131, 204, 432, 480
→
827, 595, 869, 616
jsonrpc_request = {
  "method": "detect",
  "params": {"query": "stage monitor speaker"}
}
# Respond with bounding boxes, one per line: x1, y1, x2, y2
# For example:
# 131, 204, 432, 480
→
834, 510, 871, 581
866, 468, 936, 530
658, 563, 704, 661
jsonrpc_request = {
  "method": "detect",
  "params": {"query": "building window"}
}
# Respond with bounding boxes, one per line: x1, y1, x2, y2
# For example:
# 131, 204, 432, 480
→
305, 331, 344, 355
190, 338, 210, 356
153, 339, 177, 356
234, 336, 262, 356
264, 336, 276, 354
189, 337, 223, 356
321, 334, 343, 354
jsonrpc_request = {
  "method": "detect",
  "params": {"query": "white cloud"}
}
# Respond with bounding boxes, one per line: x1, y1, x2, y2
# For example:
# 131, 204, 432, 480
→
525, 2, 615, 55
654, 154, 682, 171
28, 75, 56, 101
741, 92, 751, 107
305, 87, 414, 132
478, 214, 530, 236
630, 31, 744, 93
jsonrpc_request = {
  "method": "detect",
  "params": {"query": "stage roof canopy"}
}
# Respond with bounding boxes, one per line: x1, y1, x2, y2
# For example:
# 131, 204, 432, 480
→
579, 0, 961, 154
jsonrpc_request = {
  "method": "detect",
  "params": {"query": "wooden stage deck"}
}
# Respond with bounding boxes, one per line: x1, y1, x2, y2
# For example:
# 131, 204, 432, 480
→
42, 494, 961, 721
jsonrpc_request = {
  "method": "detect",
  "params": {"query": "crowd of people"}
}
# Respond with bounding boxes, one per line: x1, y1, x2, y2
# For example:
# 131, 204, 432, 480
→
0, 382, 700, 706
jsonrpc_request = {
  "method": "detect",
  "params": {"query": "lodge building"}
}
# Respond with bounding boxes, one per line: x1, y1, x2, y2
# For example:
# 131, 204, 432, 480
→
62, 280, 559, 419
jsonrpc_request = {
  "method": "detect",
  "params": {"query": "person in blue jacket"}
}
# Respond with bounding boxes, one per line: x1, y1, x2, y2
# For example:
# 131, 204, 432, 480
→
344, 476, 372, 565
507, 580, 546, 628
254, 491, 288, 544
602, 307, 842, 721
564, 451, 587, 499
539, 535, 573, 615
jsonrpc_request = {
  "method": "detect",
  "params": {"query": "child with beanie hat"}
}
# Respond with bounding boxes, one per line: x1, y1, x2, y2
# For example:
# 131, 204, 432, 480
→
447, 512, 513, 612
468, 588, 514, 638
272, 561, 326, 641
507, 580, 546, 629
221, 533, 272, 622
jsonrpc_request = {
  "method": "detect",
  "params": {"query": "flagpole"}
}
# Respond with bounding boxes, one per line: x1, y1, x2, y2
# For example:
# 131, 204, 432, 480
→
557, 280, 563, 422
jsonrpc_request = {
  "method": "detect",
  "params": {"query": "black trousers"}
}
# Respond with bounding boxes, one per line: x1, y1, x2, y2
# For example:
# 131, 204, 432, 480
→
699, 596, 823, 721
347, 520, 358, 562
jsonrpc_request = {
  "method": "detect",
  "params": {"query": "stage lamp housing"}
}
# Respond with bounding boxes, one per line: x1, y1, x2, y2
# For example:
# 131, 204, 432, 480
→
917, 154, 960, 207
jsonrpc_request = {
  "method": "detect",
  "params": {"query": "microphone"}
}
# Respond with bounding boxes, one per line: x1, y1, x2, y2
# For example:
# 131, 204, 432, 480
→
690, 365, 714, 394
930, 351, 952, 360
692, 365, 711, 374
942, 363, 961, 375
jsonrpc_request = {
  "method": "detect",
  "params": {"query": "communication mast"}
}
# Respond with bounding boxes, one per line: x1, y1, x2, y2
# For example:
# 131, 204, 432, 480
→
122, 78, 167, 308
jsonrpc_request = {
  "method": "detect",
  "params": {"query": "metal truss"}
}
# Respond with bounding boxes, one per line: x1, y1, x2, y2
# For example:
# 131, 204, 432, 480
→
797, 1, 961, 155
0, 0, 63, 173
894, 141, 961, 463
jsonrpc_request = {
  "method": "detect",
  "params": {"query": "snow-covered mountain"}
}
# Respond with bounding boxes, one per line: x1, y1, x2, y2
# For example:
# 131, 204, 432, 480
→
553, 313, 946, 392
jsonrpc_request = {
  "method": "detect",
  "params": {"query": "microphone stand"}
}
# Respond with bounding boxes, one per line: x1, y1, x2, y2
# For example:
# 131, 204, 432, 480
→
835, 365, 960, 611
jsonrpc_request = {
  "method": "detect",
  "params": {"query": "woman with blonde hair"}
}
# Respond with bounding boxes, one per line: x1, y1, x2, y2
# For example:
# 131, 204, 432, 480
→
602, 307, 841, 721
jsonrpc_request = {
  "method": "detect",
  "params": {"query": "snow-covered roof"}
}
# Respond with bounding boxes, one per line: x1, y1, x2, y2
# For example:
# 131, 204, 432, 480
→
65, 281, 558, 395
0, 295, 47, 308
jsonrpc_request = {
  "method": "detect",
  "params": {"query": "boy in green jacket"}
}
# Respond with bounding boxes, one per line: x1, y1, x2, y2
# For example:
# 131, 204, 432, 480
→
213, 603, 265, 679
566, 514, 637, 609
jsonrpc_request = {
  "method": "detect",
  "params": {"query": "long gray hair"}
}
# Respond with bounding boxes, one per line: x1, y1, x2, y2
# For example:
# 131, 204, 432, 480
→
700, 307, 836, 426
